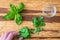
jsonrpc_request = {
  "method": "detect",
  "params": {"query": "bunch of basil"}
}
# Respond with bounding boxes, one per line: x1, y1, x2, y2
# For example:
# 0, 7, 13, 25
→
3, 3, 24, 25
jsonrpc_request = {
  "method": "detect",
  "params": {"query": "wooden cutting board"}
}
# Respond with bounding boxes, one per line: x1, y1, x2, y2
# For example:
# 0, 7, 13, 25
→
0, 0, 60, 40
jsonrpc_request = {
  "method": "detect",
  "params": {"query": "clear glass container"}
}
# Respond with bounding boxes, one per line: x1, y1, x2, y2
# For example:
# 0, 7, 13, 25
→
42, 4, 57, 18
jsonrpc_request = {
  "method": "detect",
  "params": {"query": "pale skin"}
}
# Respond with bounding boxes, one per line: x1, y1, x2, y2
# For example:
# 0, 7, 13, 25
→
0, 31, 23, 40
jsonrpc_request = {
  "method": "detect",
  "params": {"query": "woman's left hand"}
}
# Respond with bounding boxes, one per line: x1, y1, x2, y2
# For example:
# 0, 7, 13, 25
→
0, 31, 23, 40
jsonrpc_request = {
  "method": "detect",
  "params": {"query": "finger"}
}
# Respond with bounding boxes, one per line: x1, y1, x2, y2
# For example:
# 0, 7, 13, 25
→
6, 33, 13, 40
0, 31, 15, 40
6, 31, 18, 40
0, 31, 14, 39
0, 32, 10, 40
7, 31, 19, 36
18, 37, 23, 40
10, 31, 19, 36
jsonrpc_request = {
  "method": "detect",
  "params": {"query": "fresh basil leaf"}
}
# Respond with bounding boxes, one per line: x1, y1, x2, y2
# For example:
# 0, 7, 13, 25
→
36, 27, 43, 31
3, 11, 14, 20
19, 27, 30, 38
17, 2, 24, 12
14, 14, 22, 25
10, 4, 18, 13
32, 17, 39, 27
38, 16, 43, 22
39, 22, 46, 26
29, 27, 43, 34
38, 16, 46, 26
33, 27, 43, 34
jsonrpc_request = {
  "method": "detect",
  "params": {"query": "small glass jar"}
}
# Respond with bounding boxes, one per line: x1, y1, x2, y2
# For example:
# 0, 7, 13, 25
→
42, 4, 57, 18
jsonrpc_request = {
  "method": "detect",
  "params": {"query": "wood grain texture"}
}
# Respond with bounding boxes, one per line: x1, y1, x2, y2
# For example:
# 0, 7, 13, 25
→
0, 0, 60, 40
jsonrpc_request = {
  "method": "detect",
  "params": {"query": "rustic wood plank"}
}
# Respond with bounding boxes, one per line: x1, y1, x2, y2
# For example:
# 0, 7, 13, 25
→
25, 38, 60, 40
0, 0, 60, 40
0, 21, 60, 37
0, 0, 60, 11
0, 9, 60, 16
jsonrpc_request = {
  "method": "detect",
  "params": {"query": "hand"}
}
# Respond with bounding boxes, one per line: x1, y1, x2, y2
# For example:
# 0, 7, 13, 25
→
0, 31, 23, 40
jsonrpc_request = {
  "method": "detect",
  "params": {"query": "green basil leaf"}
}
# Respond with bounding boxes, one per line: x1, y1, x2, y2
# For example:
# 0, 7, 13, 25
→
36, 27, 43, 31
10, 4, 18, 13
29, 27, 43, 34
14, 14, 22, 25
38, 16, 45, 26
17, 2, 24, 12
39, 22, 46, 26
38, 16, 43, 22
33, 27, 43, 34
19, 27, 30, 38
3, 11, 14, 20
32, 17, 39, 27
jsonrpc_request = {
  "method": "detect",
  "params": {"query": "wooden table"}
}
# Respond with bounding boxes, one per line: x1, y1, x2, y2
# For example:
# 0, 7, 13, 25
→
0, 0, 60, 40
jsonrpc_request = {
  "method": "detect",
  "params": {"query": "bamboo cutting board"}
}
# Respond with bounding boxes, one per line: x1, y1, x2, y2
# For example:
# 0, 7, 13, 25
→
0, 0, 60, 40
